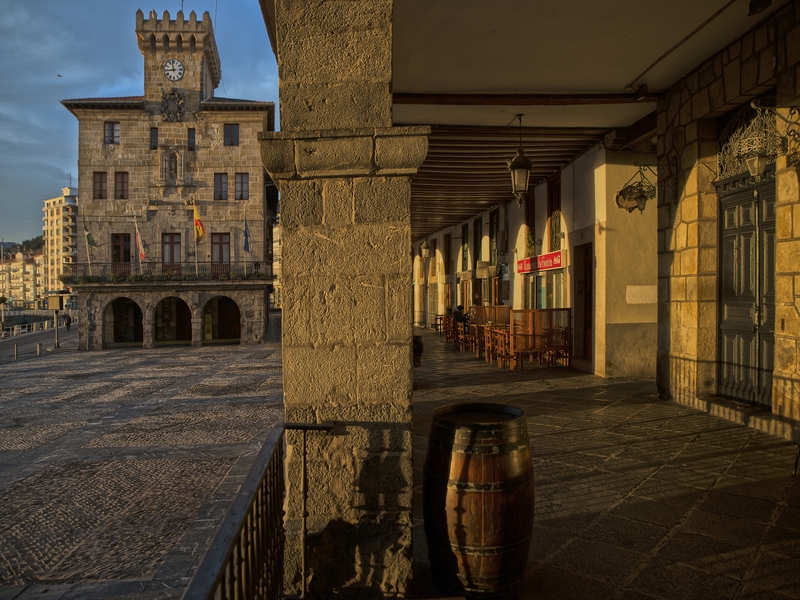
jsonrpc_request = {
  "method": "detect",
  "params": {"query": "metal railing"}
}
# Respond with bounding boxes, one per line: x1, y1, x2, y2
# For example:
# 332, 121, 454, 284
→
1, 315, 77, 339
60, 261, 272, 285
182, 422, 343, 600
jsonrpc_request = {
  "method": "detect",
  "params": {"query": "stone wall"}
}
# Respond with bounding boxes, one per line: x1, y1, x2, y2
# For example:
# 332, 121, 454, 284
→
71, 105, 270, 267
657, 2, 800, 419
74, 282, 267, 350
261, 1, 428, 596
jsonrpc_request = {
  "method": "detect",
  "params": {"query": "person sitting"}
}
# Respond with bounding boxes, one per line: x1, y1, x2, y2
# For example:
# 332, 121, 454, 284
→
453, 305, 467, 324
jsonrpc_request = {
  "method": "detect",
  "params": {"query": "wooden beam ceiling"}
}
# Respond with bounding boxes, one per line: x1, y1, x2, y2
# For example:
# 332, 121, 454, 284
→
411, 125, 607, 240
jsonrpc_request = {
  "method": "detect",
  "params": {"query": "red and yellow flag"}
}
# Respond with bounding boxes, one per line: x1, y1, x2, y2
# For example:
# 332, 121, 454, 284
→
193, 203, 206, 244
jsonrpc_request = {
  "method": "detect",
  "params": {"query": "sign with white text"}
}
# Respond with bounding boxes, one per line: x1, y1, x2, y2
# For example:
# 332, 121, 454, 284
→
516, 250, 562, 274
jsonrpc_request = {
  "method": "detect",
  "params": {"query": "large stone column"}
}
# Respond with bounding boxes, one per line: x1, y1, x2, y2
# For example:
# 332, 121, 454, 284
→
260, 1, 428, 597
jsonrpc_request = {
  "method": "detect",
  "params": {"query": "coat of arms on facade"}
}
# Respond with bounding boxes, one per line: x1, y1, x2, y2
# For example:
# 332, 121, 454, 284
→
161, 89, 185, 122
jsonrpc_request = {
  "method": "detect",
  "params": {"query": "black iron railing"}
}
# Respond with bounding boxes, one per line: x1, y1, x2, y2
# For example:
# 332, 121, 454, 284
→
182, 422, 343, 600
183, 427, 286, 600
60, 261, 272, 285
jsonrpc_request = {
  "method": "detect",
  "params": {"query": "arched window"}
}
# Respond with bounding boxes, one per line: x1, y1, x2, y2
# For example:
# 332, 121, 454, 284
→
176, 34, 183, 53
149, 34, 156, 55
162, 34, 170, 53
189, 35, 196, 54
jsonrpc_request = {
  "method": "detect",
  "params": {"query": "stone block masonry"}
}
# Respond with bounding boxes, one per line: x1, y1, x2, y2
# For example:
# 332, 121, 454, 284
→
657, 2, 800, 420
262, 2, 429, 592
262, 126, 427, 597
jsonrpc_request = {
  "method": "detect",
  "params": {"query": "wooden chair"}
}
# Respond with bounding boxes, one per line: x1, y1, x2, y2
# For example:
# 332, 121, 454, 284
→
463, 323, 477, 353
456, 322, 467, 352
484, 326, 495, 364
473, 324, 485, 359
493, 328, 512, 369
443, 315, 455, 343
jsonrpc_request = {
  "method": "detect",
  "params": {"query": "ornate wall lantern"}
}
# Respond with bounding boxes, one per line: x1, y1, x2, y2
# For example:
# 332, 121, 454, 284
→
719, 100, 799, 180
508, 114, 532, 206
615, 166, 656, 213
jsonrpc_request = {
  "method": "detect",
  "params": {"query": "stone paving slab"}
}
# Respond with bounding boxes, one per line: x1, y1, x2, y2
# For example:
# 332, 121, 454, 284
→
410, 327, 800, 600
0, 320, 283, 599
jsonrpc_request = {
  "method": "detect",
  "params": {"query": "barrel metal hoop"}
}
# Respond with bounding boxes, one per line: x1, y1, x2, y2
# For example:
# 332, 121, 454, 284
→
430, 535, 531, 556
424, 471, 533, 491
428, 439, 531, 455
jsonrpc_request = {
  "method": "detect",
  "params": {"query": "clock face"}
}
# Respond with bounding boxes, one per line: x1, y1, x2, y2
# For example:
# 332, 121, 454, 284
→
163, 58, 184, 82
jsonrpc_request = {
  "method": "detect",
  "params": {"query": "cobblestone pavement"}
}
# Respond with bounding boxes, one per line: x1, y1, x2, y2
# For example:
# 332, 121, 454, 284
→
0, 318, 283, 600
410, 327, 800, 600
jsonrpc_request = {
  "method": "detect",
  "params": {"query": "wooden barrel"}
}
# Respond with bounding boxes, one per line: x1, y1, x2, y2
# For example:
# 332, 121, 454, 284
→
423, 402, 534, 598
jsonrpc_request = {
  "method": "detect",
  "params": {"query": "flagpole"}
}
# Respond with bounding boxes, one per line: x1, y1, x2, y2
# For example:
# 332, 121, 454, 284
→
84, 220, 93, 277
194, 202, 199, 278
134, 215, 142, 275
192, 200, 205, 278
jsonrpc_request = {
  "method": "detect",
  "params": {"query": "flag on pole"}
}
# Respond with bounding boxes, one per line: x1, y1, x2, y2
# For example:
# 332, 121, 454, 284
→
243, 214, 251, 252
193, 203, 206, 244
134, 216, 145, 260
84, 222, 97, 248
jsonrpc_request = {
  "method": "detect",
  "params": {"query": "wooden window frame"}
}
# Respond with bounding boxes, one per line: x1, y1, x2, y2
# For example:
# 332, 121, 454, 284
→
114, 172, 129, 200
104, 122, 120, 144
214, 173, 228, 200
489, 209, 499, 266
472, 218, 482, 269
547, 175, 562, 252
93, 172, 107, 199
211, 232, 231, 275
224, 124, 239, 146
461, 223, 469, 272
235, 173, 249, 200
161, 232, 181, 271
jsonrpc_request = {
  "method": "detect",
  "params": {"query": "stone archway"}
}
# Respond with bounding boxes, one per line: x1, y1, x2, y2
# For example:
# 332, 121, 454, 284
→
202, 295, 241, 344
104, 297, 144, 346
154, 296, 192, 345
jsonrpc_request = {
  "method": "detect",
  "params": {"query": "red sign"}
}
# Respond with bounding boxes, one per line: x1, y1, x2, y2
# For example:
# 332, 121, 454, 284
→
516, 250, 562, 273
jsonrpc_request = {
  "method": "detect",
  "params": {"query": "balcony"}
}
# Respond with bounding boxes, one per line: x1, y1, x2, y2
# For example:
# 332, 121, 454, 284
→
60, 261, 273, 285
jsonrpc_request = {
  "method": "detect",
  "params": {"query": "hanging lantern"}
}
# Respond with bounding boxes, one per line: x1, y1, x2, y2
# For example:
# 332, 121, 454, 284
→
420, 239, 430, 261
508, 114, 532, 206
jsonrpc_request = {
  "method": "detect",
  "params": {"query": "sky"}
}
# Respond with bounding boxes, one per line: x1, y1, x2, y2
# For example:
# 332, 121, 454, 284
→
0, 0, 279, 245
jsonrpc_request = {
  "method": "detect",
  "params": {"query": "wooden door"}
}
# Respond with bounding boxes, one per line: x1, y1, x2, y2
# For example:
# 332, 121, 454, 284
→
217, 297, 241, 340
718, 181, 775, 404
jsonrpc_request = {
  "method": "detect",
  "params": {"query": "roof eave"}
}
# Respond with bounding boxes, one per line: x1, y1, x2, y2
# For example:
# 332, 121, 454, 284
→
258, 0, 278, 57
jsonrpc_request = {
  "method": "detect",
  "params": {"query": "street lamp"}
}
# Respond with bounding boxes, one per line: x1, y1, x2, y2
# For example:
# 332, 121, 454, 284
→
508, 114, 532, 206
420, 239, 430, 262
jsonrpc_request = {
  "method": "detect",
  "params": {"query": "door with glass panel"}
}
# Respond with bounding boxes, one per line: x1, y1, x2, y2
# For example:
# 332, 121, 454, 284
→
111, 234, 131, 275
162, 233, 181, 274
211, 233, 230, 276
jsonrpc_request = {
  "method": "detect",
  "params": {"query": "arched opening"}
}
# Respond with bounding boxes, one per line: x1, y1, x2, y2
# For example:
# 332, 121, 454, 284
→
176, 34, 183, 53
189, 35, 196, 54
149, 34, 156, 55
154, 296, 192, 345
202, 296, 241, 344
162, 33, 170, 53
104, 297, 143, 346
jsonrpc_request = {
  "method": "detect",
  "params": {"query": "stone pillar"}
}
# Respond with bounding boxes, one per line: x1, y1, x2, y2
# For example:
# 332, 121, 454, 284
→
772, 146, 800, 420
142, 316, 154, 349
260, 1, 428, 596
191, 315, 203, 347
656, 108, 719, 402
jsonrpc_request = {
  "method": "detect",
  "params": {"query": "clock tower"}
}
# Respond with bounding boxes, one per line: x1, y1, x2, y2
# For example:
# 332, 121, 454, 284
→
135, 9, 221, 114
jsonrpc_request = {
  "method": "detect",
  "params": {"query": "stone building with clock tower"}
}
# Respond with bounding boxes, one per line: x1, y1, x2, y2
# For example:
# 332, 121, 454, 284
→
62, 9, 277, 350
